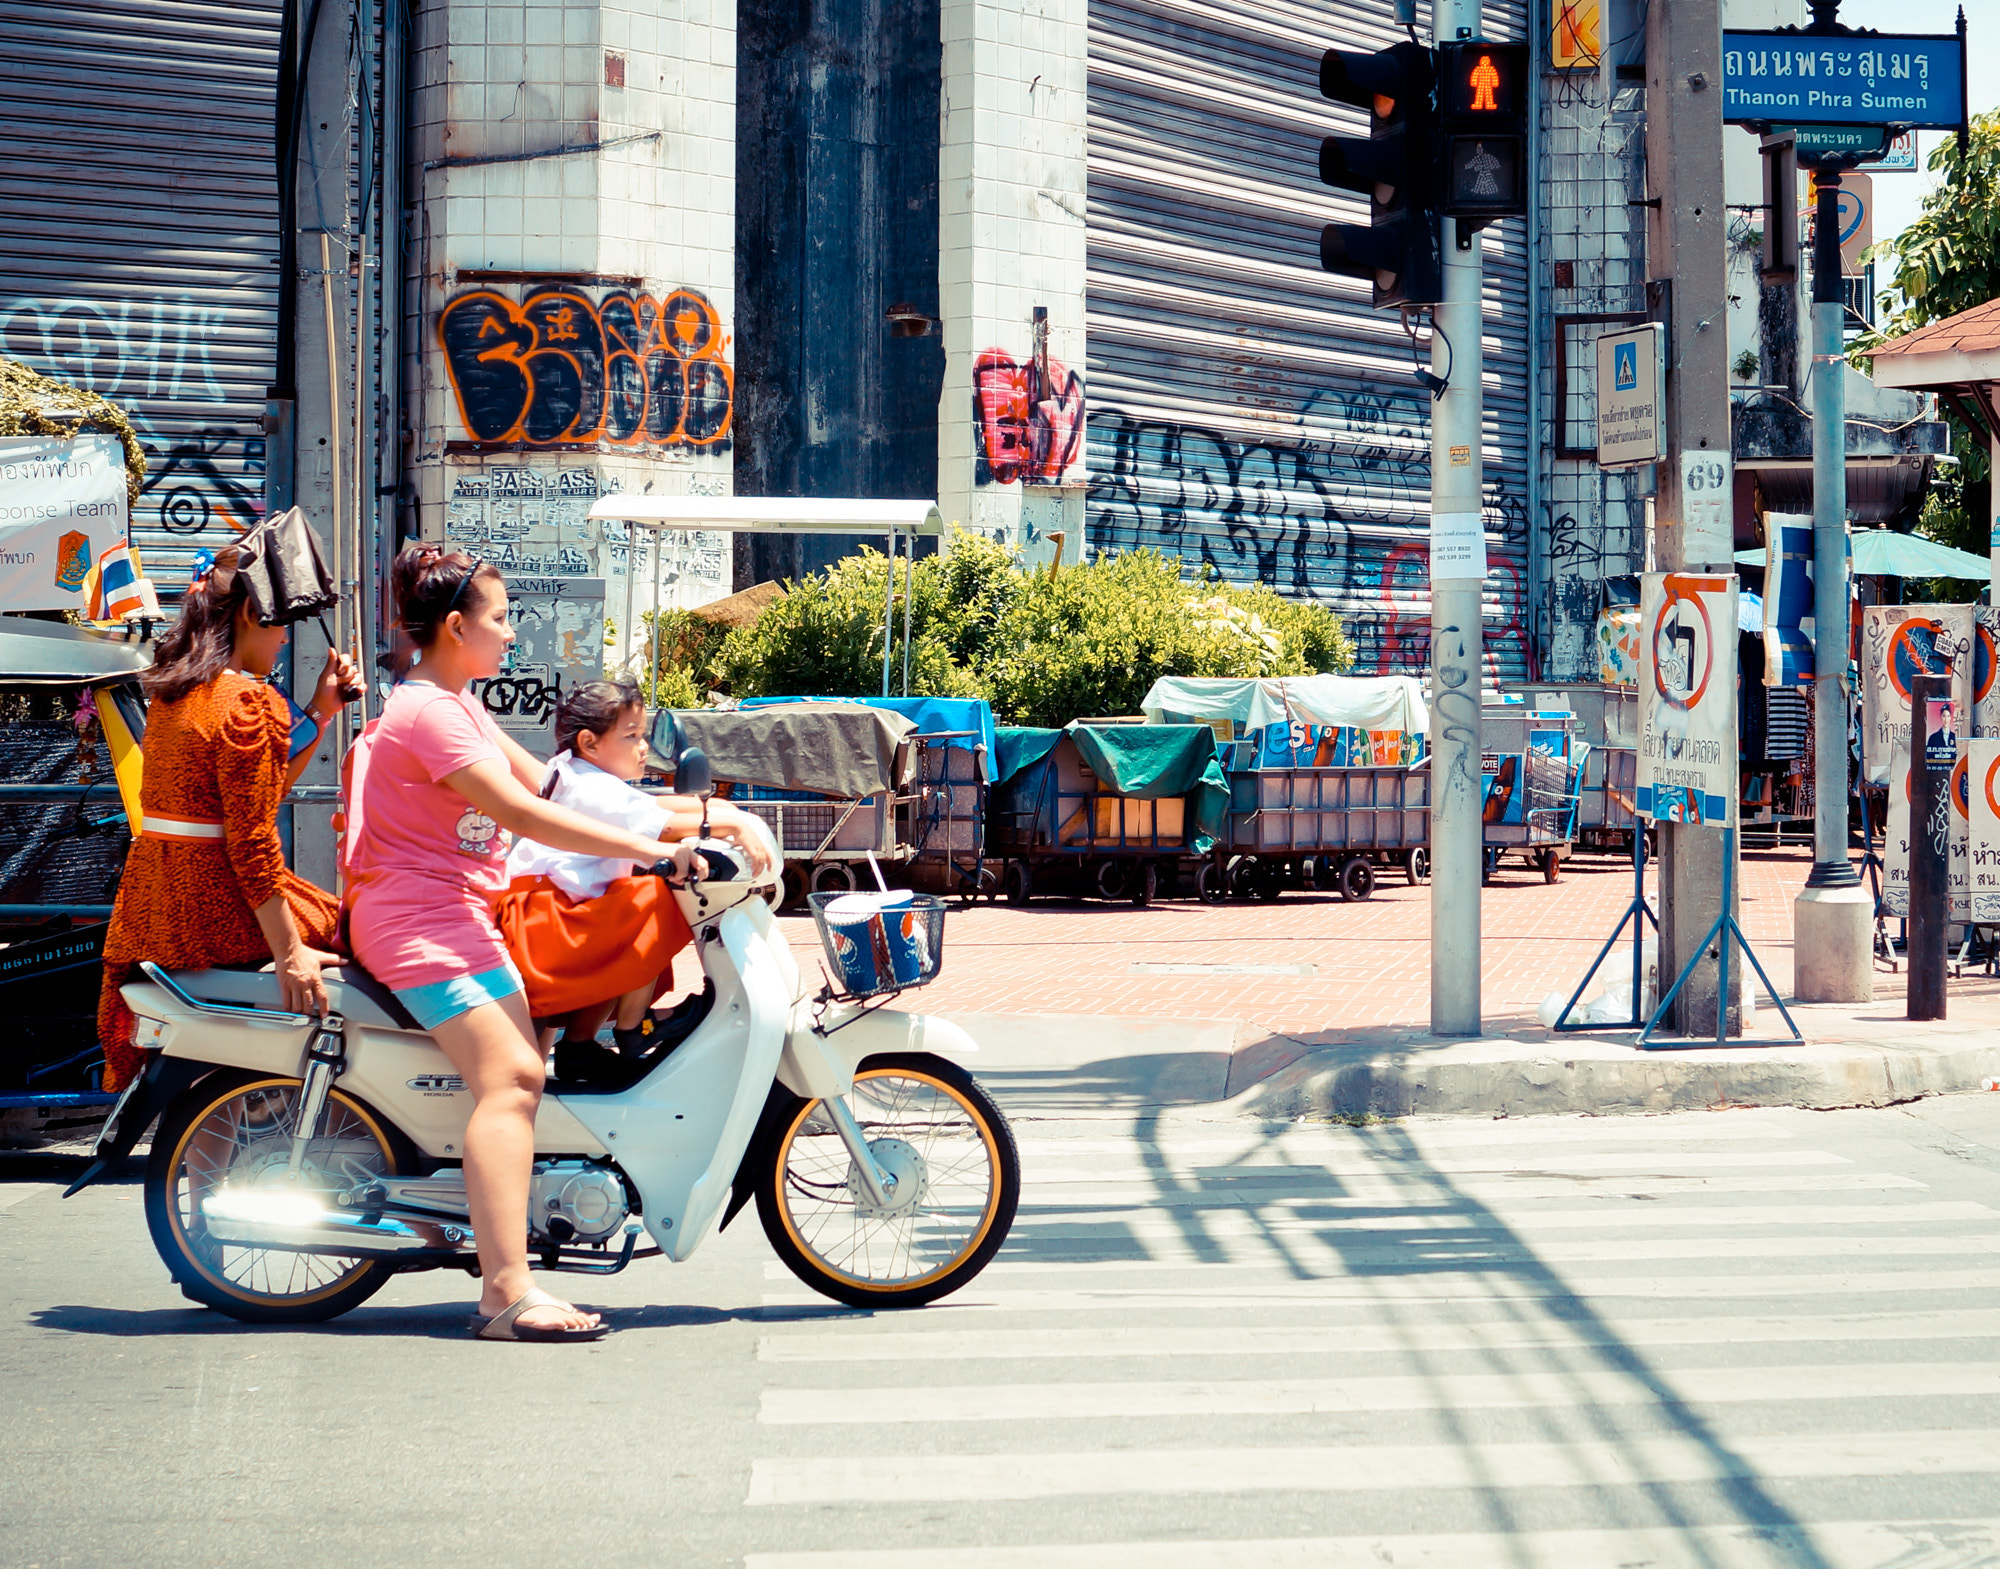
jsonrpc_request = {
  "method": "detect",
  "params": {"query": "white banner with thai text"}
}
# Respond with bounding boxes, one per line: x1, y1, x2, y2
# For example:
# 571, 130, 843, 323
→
0, 433, 130, 613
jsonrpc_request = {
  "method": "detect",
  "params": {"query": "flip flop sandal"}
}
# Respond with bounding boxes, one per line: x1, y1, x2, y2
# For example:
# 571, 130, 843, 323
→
471, 1287, 610, 1342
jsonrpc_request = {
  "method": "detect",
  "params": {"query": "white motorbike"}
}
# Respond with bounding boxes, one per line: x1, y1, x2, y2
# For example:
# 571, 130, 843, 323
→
67, 749, 1019, 1323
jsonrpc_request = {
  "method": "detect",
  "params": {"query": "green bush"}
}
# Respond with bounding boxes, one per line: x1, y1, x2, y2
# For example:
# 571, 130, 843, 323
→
657, 530, 1352, 725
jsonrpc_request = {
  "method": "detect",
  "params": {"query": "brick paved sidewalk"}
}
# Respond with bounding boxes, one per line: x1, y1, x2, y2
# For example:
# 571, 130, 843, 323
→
753, 841, 2000, 1043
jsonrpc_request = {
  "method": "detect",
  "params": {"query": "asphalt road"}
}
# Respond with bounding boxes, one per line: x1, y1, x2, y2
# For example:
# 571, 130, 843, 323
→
6, 1095, 2000, 1568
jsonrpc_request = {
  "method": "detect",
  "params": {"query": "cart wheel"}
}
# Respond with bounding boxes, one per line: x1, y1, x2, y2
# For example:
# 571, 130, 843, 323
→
811, 862, 856, 896
1227, 858, 1260, 901
1338, 856, 1375, 902
780, 864, 809, 909
1253, 863, 1285, 902
1132, 862, 1158, 907
1482, 848, 1499, 886
1299, 855, 1321, 892
1003, 862, 1034, 906
971, 864, 1000, 901
1541, 847, 1562, 884
1093, 859, 1127, 901
1195, 862, 1226, 905
1404, 846, 1430, 885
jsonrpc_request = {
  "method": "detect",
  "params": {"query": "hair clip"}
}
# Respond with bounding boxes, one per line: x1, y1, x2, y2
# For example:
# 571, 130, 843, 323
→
190, 548, 216, 581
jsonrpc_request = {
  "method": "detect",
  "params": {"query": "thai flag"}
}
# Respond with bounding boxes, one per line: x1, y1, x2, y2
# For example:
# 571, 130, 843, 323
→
89, 539, 159, 620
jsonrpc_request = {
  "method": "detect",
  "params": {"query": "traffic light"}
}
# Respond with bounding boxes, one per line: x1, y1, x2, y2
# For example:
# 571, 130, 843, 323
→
1317, 40, 1440, 309
1436, 41, 1529, 219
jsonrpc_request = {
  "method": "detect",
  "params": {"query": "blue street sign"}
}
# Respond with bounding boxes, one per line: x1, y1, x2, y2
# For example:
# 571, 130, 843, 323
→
1722, 32, 1965, 130
1613, 341, 1638, 392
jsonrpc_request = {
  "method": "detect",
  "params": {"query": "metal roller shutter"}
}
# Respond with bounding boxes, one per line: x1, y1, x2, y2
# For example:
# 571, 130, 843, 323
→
1085, 0, 1532, 682
0, 0, 283, 592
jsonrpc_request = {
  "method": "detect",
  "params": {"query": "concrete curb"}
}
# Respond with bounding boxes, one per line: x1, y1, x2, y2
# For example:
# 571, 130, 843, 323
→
1222, 1025, 2000, 1120
937, 1007, 2000, 1119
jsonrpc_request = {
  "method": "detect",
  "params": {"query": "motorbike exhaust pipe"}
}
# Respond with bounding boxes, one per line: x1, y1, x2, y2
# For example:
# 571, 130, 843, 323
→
200, 1189, 475, 1261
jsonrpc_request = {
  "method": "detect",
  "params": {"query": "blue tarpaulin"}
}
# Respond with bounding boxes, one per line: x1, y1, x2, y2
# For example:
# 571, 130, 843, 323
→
740, 695, 997, 757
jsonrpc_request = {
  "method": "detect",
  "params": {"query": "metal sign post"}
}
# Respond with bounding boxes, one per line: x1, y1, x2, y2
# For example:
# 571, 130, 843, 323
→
1907, 672, 1952, 1019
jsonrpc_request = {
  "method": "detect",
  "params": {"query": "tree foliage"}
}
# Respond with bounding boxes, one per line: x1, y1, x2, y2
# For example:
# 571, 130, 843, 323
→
1854, 111, 2000, 565
648, 530, 1354, 726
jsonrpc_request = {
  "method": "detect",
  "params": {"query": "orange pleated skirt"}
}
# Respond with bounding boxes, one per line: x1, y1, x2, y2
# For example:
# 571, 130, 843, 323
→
493, 873, 693, 1018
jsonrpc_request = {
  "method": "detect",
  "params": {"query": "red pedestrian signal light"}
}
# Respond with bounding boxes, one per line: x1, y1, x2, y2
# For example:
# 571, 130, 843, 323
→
1436, 40, 1529, 220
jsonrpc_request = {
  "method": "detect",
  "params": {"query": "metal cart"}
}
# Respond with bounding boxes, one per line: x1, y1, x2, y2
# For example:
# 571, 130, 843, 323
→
987, 724, 1208, 906
1202, 759, 1431, 903
652, 704, 922, 906
1504, 682, 1638, 851
1481, 704, 1586, 884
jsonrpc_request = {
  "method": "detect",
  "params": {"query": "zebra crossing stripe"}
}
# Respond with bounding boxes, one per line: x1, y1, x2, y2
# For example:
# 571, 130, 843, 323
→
1016, 1171, 1924, 1209
756, 1305, 2000, 1363
761, 1264, 2000, 1312
1014, 1149, 1848, 1182
745, 1428, 2000, 1505
741, 1518, 2000, 1569
758, 1360, 2000, 1425
1009, 1117, 1799, 1155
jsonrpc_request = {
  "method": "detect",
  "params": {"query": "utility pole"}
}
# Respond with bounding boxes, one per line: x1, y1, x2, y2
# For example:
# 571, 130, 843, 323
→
1643, 0, 1734, 1034
1791, 6, 1875, 1002
1428, 0, 1484, 1038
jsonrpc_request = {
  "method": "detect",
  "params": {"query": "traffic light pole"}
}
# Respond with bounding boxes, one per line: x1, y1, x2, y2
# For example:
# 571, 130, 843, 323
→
1429, 0, 1484, 1038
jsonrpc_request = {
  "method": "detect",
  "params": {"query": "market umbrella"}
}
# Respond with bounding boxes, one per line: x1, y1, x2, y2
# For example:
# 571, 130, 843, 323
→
1734, 530, 1990, 579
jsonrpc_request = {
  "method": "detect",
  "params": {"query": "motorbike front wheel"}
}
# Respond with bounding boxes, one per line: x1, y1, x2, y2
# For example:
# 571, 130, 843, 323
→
757, 1053, 1020, 1309
145, 1072, 410, 1324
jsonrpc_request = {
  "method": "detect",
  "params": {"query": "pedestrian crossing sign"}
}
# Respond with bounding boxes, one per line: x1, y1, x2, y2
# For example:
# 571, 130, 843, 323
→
1614, 341, 1638, 392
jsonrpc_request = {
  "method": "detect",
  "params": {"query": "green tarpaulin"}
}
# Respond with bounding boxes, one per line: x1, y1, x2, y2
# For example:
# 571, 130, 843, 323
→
1735, 530, 1990, 580
1067, 723, 1228, 852
992, 726, 1063, 786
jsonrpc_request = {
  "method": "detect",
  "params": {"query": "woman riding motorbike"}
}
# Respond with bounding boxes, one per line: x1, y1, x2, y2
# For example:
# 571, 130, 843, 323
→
96, 543, 360, 1093
345, 545, 772, 1342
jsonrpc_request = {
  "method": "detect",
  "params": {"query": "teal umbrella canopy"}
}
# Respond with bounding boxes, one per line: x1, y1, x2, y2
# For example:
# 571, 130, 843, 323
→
1735, 530, 1990, 580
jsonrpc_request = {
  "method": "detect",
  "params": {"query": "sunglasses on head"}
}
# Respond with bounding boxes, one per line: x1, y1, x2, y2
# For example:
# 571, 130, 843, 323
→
446, 557, 486, 616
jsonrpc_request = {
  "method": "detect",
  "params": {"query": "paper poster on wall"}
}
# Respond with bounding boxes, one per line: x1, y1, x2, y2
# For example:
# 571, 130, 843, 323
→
1968, 739, 2000, 924
1430, 510, 1486, 581
467, 575, 606, 758
1882, 735, 1971, 921
1859, 604, 1973, 786
0, 433, 142, 615
1636, 571, 1737, 826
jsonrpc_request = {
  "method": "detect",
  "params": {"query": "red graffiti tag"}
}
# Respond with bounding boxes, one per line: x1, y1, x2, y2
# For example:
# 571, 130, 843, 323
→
973, 349, 1085, 485
438, 285, 733, 449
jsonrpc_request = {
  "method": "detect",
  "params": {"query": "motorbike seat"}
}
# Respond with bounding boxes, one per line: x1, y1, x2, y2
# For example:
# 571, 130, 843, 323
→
167, 964, 421, 1032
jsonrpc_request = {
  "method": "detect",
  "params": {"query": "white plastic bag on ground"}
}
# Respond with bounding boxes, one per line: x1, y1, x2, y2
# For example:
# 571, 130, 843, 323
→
1536, 934, 1761, 1030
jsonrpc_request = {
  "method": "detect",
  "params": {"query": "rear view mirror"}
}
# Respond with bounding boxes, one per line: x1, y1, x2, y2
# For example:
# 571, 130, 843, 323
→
675, 747, 713, 799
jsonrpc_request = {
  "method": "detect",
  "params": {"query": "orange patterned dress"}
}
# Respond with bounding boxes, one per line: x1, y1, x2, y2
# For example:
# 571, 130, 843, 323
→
96, 672, 339, 1091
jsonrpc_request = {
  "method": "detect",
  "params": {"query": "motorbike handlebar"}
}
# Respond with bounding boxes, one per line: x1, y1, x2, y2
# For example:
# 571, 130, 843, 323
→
651, 843, 747, 885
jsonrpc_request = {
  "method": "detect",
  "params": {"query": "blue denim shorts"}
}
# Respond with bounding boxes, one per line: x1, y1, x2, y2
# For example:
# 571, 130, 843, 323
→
394, 960, 525, 1031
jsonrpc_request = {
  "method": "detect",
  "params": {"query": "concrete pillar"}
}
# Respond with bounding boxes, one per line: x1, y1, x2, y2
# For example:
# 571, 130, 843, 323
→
937, 0, 1088, 563
409, 0, 738, 674
1644, 0, 1735, 1035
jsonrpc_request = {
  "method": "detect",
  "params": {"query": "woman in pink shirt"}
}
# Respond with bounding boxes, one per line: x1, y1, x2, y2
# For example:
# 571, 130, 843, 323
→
348, 545, 769, 1342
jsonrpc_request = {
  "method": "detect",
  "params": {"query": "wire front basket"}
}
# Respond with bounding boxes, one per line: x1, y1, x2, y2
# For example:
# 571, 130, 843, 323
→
808, 891, 947, 1001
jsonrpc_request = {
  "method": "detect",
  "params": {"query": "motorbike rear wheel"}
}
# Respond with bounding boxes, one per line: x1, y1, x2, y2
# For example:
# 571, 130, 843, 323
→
757, 1053, 1019, 1309
145, 1071, 410, 1324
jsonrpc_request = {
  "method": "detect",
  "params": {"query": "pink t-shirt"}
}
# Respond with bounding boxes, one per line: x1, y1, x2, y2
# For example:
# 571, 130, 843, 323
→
347, 682, 516, 989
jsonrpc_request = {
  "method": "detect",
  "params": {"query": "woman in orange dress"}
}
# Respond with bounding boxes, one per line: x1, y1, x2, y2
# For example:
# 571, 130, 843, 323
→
96, 543, 359, 1091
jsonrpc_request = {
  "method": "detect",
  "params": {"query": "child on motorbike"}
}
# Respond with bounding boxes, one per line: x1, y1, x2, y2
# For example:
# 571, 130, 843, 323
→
499, 680, 771, 1069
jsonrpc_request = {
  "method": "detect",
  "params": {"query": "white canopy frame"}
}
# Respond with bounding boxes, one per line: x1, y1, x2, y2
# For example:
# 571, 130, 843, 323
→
585, 497, 944, 698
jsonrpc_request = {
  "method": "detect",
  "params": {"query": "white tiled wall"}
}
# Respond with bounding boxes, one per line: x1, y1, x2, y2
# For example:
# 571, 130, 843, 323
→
408, 0, 737, 645
938, 0, 1089, 558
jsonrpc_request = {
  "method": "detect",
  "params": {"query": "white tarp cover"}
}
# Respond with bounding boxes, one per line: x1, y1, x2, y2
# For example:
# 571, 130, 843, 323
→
1140, 675, 1429, 736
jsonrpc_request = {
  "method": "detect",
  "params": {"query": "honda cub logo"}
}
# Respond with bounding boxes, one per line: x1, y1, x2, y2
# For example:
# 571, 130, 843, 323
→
407, 1074, 467, 1095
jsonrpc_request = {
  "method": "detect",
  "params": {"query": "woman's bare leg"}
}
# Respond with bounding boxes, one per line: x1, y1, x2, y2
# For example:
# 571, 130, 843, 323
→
427, 991, 598, 1331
